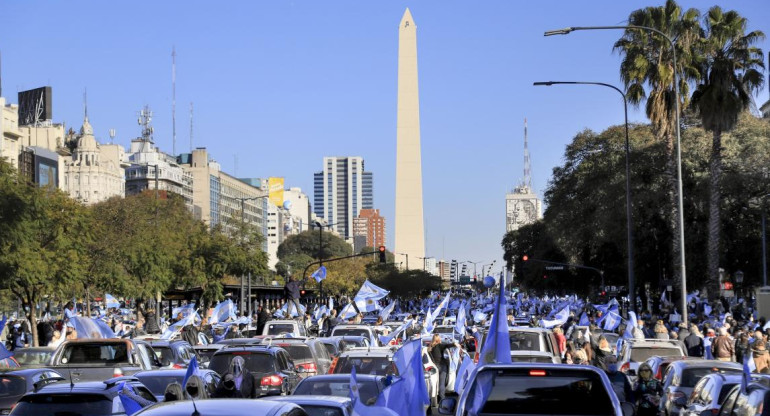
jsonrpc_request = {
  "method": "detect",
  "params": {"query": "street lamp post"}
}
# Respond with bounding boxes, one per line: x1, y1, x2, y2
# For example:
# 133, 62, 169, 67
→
314, 221, 340, 300
545, 24, 687, 325
416, 256, 434, 272
237, 194, 269, 317
533, 80, 635, 313
397, 253, 409, 270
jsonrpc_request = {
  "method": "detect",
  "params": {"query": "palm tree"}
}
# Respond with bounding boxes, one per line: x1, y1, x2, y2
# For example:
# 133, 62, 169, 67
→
690, 6, 765, 299
613, 0, 701, 289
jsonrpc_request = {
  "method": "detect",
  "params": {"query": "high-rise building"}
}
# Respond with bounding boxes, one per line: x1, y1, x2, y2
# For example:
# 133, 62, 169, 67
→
394, 8, 426, 268
353, 208, 386, 249
63, 116, 125, 204
1, 97, 22, 170
506, 119, 542, 232
313, 156, 373, 239
284, 187, 311, 235
125, 107, 193, 210
437, 260, 451, 281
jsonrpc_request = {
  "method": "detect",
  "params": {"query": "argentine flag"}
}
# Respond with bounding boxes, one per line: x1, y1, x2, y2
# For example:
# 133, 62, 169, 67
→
354, 280, 390, 312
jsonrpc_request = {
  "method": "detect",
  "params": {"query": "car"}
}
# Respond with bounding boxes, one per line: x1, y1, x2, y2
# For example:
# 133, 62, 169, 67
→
0, 369, 63, 415
438, 364, 627, 416
0, 359, 20, 372
9, 376, 157, 416
7, 348, 55, 370
49, 338, 160, 382
659, 359, 742, 416
263, 395, 353, 416
146, 340, 197, 369
715, 378, 770, 416
207, 345, 302, 396
262, 337, 333, 378
292, 374, 385, 404
330, 325, 380, 347
317, 337, 348, 359
432, 325, 461, 342
262, 320, 308, 337
132, 368, 221, 401
337, 336, 370, 349
421, 347, 439, 407
133, 398, 306, 416
330, 347, 397, 376
642, 355, 698, 381
477, 327, 560, 363
617, 339, 688, 379
681, 373, 759, 416
217, 337, 267, 347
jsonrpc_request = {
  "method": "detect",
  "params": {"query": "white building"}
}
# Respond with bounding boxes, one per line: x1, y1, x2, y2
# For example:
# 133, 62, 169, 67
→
0, 97, 22, 170
505, 185, 543, 232
63, 117, 125, 204
284, 187, 311, 235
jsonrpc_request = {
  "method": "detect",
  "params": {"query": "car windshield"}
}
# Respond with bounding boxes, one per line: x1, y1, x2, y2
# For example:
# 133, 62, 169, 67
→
322, 343, 338, 356
630, 347, 682, 362
509, 332, 542, 351
334, 329, 370, 338
301, 405, 346, 416
467, 368, 614, 415
208, 352, 276, 375
12, 394, 113, 416
61, 343, 129, 365
136, 375, 183, 396
0, 375, 26, 397
266, 324, 295, 335
295, 379, 380, 403
343, 339, 366, 347
333, 357, 396, 376
13, 350, 52, 366
278, 344, 313, 360
680, 368, 741, 388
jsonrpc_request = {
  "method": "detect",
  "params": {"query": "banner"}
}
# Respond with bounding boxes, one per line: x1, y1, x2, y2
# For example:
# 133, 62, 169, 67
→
268, 177, 284, 207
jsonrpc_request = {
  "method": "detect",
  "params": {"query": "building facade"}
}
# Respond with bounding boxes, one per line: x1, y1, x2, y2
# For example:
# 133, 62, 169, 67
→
0, 97, 22, 170
505, 185, 543, 233
352, 208, 386, 249
284, 187, 311, 235
313, 156, 373, 239
125, 138, 193, 209
63, 117, 125, 204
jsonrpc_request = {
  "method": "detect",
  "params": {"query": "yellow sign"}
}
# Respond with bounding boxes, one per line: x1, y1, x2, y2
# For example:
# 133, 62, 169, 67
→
268, 177, 284, 207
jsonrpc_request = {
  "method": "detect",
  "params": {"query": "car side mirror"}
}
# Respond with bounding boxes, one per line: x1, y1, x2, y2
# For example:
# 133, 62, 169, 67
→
621, 402, 635, 416
439, 398, 457, 415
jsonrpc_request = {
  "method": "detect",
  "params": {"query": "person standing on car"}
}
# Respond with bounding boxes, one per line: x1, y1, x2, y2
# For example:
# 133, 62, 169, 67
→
284, 276, 305, 319
428, 334, 460, 402
634, 363, 662, 416
256, 305, 270, 335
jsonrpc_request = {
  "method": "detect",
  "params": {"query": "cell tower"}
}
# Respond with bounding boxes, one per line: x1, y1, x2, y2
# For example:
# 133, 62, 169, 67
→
138, 105, 154, 143
172, 46, 176, 156
523, 118, 532, 190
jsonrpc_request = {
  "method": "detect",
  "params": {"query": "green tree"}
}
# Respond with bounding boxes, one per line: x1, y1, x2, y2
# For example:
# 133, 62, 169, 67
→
0, 160, 90, 345
690, 6, 765, 298
614, 0, 701, 291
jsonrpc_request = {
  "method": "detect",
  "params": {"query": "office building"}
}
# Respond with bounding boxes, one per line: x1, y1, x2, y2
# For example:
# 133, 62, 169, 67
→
313, 156, 373, 239
352, 208, 386, 249
63, 116, 125, 204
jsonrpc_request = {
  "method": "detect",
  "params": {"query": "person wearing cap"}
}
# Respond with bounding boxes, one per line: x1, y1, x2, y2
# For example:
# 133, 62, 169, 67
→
712, 327, 734, 361
704, 328, 716, 359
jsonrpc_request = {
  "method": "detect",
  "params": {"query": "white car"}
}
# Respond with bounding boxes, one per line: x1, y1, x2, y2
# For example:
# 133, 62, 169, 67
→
422, 347, 440, 407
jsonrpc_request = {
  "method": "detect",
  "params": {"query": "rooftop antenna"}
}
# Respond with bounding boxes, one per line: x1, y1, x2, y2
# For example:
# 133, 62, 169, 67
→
109, 129, 116, 144
189, 102, 193, 152
0, 50, 3, 98
523, 118, 532, 190
138, 105, 154, 143
83, 88, 88, 120
172, 46, 177, 156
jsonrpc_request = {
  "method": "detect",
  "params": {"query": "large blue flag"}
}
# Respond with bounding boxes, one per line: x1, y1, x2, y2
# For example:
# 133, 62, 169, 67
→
210, 299, 237, 324
478, 282, 511, 366
540, 305, 570, 329
602, 310, 622, 331
379, 320, 413, 346
182, 355, 199, 387
455, 301, 467, 335
161, 310, 197, 340
105, 294, 120, 309
379, 302, 396, 322
742, 355, 751, 394
354, 280, 389, 312
311, 266, 327, 283
388, 339, 429, 416
70, 316, 116, 339
578, 312, 590, 326
454, 354, 474, 395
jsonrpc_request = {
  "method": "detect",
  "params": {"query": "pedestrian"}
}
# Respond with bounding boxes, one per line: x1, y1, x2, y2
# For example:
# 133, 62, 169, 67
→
677, 323, 690, 342
284, 276, 305, 319
256, 305, 270, 335
704, 329, 716, 360
712, 327, 734, 362
633, 363, 663, 416
684, 325, 704, 358
604, 355, 633, 403
428, 334, 460, 402
553, 327, 566, 358
753, 341, 770, 373
736, 332, 750, 364
163, 382, 185, 402
632, 320, 645, 340
654, 320, 669, 339
593, 336, 613, 371
321, 314, 331, 337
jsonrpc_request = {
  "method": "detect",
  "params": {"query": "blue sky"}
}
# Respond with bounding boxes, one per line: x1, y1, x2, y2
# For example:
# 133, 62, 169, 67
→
2, 1, 769, 272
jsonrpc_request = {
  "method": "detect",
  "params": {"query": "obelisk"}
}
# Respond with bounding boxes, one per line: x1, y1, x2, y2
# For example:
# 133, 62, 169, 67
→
394, 8, 425, 269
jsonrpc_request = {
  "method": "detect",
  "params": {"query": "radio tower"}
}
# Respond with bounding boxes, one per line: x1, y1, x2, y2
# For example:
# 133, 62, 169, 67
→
523, 118, 532, 190
172, 46, 177, 156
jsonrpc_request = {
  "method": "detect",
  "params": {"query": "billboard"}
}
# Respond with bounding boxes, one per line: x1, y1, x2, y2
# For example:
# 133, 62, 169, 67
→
18, 86, 53, 126
268, 177, 284, 207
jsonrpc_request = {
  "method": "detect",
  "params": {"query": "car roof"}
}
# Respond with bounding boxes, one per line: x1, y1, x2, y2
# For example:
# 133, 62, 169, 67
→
13, 347, 55, 352
263, 395, 352, 405
509, 351, 553, 356
214, 345, 281, 355
340, 348, 394, 358
1, 368, 58, 377
29, 377, 145, 395
334, 325, 373, 330
193, 343, 225, 350
134, 399, 297, 416
668, 360, 742, 369
266, 320, 300, 324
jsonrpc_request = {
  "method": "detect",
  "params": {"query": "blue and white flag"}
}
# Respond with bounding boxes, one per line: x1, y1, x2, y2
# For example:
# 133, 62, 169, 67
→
661, 290, 667, 303
380, 302, 396, 322
478, 283, 511, 366
578, 312, 590, 326
354, 281, 389, 312
454, 354, 474, 395
540, 306, 570, 329
314, 305, 329, 322
210, 299, 237, 324
704, 303, 713, 317
70, 316, 116, 339
311, 266, 327, 283
161, 310, 197, 340
329, 297, 334, 311
455, 302, 467, 335
472, 310, 487, 323
602, 310, 622, 331
742, 355, 751, 394
623, 311, 638, 338
339, 303, 358, 320
389, 339, 430, 416
105, 294, 120, 309
379, 320, 413, 346
182, 355, 199, 388
275, 301, 306, 318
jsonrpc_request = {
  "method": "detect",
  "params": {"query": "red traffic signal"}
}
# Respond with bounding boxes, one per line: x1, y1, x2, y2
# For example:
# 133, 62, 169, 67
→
378, 246, 387, 263
721, 282, 733, 290
522, 255, 529, 262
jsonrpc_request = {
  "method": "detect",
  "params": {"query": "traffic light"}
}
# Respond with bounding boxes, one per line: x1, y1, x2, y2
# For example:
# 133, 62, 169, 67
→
522, 255, 529, 262
379, 246, 387, 263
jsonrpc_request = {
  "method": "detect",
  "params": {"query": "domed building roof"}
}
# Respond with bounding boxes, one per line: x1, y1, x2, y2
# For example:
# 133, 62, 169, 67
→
77, 117, 98, 151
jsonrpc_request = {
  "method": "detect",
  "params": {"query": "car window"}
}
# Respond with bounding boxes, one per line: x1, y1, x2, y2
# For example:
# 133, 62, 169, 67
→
295, 379, 380, 403
717, 383, 738, 406
267, 323, 296, 335
699, 379, 713, 404
300, 405, 345, 416
0, 375, 26, 397
322, 343, 337, 357
719, 387, 739, 416
333, 328, 372, 338
209, 352, 276, 375
334, 356, 396, 376
13, 393, 114, 416
681, 368, 741, 388
61, 342, 130, 365
630, 347, 683, 362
